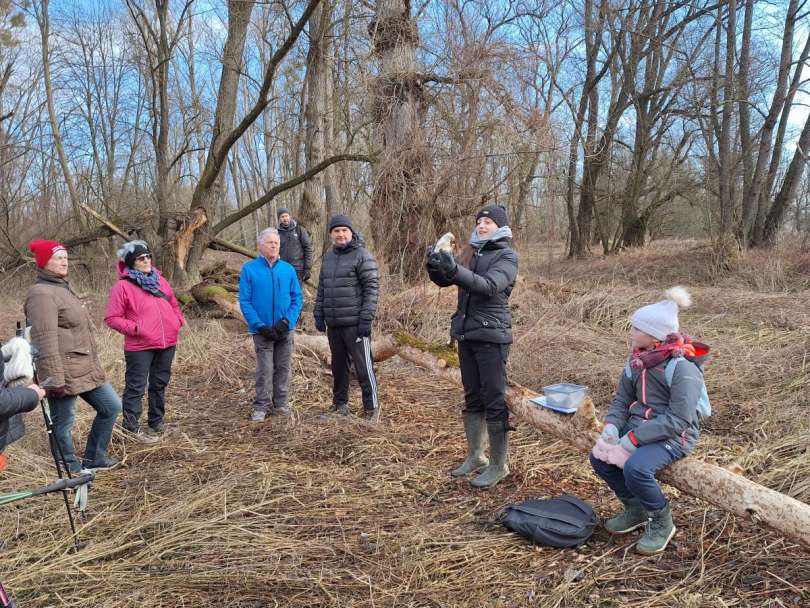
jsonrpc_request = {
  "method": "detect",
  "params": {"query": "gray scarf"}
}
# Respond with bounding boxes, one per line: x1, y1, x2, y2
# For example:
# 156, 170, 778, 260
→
469, 225, 513, 249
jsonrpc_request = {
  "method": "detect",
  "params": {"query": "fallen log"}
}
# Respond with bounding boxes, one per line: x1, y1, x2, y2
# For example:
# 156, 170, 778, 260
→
294, 332, 810, 551
190, 283, 243, 321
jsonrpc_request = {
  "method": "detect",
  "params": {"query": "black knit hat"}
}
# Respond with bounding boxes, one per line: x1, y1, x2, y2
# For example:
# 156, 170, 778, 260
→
120, 241, 151, 268
277, 207, 291, 219
328, 213, 354, 233
476, 204, 508, 227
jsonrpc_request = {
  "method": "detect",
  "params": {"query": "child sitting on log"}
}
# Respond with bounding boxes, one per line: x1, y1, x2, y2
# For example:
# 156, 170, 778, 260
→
590, 287, 711, 554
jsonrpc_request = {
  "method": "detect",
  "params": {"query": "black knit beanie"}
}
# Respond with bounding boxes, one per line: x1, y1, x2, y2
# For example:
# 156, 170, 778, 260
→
123, 242, 150, 268
475, 204, 508, 227
328, 214, 354, 233
277, 207, 291, 219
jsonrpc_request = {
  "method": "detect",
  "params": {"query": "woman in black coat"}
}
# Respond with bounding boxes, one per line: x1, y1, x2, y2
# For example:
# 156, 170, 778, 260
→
426, 205, 518, 488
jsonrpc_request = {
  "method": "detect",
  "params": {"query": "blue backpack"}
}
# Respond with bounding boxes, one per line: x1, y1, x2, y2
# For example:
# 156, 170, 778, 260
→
625, 357, 712, 417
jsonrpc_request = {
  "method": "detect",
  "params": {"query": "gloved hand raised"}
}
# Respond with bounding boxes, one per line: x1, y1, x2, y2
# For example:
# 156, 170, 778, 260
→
437, 250, 458, 279
425, 246, 441, 270
357, 319, 372, 338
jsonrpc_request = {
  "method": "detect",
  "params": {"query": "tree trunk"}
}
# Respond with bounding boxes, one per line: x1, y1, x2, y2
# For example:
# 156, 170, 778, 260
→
369, 0, 434, 280
37, 0, 86, 232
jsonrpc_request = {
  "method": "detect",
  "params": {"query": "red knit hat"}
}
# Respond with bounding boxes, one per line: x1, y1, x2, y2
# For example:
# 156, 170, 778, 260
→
28, 239, 67, 268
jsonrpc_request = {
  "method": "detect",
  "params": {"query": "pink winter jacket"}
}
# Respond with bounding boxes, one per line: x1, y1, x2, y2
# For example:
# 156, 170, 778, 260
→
104, 262, 185, 352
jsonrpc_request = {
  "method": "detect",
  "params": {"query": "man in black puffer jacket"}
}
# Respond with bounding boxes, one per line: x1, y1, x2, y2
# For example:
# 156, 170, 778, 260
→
277, 208, 313, 284
314, 214, 380, 421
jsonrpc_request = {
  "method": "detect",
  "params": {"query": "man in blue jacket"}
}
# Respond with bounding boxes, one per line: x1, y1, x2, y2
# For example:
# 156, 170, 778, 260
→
239, 228, 303, 421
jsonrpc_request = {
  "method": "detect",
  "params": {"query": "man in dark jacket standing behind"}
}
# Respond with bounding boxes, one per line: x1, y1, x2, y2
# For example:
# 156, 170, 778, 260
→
277, 208, 313, 284
314, 214, 380, 421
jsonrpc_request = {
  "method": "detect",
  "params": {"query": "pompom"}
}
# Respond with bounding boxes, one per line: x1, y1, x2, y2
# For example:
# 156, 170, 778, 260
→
665, 286, 692, 309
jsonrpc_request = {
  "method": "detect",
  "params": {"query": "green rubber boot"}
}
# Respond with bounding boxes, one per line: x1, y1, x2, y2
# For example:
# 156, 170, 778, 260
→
450, 412, 489, 477
636, 504, 676, 554
605, 497, 648, 535
470, 420, 509, 489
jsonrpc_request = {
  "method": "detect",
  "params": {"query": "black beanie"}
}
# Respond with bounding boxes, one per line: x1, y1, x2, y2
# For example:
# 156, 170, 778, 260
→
328, 213, 354, 233
277, 207, 291, 219
123, 242, 150, 268
475, 204, 508, 227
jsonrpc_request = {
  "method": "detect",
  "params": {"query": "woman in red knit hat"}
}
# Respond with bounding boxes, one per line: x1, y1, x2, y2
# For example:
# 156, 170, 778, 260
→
23, 240, 122, 473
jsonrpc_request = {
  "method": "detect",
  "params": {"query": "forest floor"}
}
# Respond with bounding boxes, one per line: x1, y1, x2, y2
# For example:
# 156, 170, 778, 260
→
0, 239, 809, 607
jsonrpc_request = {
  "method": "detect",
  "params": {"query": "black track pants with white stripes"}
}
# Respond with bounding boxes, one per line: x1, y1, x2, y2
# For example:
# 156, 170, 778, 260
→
327, 325, 379, 411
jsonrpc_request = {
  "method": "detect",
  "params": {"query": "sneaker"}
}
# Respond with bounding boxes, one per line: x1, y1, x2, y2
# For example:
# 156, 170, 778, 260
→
83, 456, 121, 471
149, 421, 166, 434
362, 408, 380, 423
330, 404, 351, 416
270, 406, 291, 417
250, 409, 267, 422
128, 429, 159, 444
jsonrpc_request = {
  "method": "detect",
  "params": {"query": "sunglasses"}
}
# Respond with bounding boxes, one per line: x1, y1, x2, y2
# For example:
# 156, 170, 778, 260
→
135, 254, 152, 261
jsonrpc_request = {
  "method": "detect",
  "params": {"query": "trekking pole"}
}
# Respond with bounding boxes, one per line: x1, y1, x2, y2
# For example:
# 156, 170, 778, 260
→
0, 473, 94, 507
16, 322, 82, 551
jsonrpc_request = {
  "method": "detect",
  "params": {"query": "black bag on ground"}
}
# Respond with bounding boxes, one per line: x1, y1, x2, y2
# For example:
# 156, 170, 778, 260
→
498, 495, 598, 548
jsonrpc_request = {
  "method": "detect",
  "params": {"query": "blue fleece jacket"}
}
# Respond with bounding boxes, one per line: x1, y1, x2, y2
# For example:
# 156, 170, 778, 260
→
239, 256, 303, 334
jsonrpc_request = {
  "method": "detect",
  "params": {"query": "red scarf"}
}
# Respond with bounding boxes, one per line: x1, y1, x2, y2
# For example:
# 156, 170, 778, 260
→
630, 332, 703, 371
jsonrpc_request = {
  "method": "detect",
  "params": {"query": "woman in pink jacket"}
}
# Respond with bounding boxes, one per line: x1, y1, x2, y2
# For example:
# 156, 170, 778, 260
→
105, 241, 184, 443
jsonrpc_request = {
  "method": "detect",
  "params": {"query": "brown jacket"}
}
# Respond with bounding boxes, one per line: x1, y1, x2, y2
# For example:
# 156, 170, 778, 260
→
24, 270, 106, 395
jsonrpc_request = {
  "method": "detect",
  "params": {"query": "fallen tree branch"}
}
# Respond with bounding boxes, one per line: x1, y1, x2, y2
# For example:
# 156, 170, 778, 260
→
209, 237, 256, 259
78, 203, 130, 240
294, 332, 810, 552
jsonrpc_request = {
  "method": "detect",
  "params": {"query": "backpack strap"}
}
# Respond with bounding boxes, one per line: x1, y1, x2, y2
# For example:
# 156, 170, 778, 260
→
664, 357, 682, 387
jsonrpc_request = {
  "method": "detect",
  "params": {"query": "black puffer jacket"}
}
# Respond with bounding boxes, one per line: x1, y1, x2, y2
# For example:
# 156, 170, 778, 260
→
427, 238, 518, 344
314, 234, 379, 328
278, 221, 313, 276
0, 357, 40, 453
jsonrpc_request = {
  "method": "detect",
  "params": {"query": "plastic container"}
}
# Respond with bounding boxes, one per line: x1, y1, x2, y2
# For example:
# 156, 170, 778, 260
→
542, 383, 588, 410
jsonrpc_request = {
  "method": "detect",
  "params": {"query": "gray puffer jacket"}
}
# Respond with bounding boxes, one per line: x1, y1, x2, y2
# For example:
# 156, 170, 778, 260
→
427, 238, 518, 344
605, 356, 707, 454
314, 234, 379, 328
0, 357, 40, 453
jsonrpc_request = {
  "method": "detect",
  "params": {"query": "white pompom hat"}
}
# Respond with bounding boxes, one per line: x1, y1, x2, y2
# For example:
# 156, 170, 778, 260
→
630, 286, 692, 341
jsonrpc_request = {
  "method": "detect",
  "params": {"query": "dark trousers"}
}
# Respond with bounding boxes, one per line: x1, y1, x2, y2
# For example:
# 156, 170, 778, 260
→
122, 346, 176, 432
589, 441, 685, 511
327, 326, 378, 411
458, 339, 509, 423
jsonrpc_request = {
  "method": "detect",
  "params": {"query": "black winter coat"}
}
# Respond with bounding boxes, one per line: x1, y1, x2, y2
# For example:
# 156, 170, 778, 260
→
314, 235, 379, 328
427, 238, 518, 344
0, 357, 40, 453
278, 221, 313, 276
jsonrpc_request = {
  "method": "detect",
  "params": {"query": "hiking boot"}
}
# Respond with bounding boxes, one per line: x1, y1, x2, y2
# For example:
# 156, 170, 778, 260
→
470, 420, 510, 489
362, 407, 380, 423
271, 406, 292, 417
451, 412, 489, 477
83, 455, 120, 472
636, 504, 676, 554
128, 429, 159, 444
605, 497, 648, 535
250, 409, 267, 422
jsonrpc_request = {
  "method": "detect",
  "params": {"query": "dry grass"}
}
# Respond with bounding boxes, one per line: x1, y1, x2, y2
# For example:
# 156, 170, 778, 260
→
0, 241, 809, 607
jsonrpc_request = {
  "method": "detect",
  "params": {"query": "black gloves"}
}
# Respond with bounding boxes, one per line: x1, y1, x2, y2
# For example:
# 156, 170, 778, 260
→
258, 325, 275, 340
273, 318, 290, 335
315, 316, 326, 332
357, 319, 372, 338
425, 247, 457, 280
